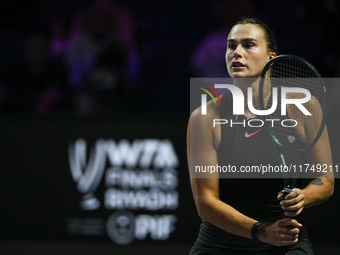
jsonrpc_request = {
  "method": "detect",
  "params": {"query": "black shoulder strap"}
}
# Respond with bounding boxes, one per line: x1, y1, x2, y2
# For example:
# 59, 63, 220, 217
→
220, 91, 233, 119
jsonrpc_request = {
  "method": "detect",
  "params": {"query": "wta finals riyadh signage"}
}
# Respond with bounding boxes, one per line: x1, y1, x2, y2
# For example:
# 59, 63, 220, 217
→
68, 138, 179, 245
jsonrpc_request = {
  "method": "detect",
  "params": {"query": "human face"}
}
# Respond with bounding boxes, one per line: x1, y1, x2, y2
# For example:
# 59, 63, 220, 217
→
226, 24, 275, 79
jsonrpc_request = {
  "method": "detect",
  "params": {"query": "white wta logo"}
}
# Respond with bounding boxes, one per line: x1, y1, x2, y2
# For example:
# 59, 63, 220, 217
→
69, 139, 106, 210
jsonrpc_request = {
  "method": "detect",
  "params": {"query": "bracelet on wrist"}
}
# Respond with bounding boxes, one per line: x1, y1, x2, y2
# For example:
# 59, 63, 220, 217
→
251, 221, 264, 240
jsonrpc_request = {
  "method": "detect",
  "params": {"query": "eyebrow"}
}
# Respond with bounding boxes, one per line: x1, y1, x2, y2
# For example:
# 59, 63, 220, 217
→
227, 38, 257, 43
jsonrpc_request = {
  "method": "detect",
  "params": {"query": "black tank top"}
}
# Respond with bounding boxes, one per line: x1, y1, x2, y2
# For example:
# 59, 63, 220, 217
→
218, 91, 293, 221
190, 91, 308, 254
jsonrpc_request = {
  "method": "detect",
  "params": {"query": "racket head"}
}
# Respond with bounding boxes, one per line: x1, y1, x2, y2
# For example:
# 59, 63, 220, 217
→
259, 55, 327, 153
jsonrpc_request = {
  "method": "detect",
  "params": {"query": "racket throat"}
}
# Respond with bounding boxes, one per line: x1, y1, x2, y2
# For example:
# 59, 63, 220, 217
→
280, 153, 295, 194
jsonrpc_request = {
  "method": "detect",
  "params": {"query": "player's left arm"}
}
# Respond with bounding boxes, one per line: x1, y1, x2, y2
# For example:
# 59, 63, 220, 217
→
278, 124, 334, 217
279, 96, 334, 216
300, 123, 334, 208
300, 95, 334, 208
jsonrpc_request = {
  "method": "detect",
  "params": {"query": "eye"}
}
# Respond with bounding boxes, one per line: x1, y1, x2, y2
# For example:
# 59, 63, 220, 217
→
227, 43, 237, 51
244, 43, 255, 49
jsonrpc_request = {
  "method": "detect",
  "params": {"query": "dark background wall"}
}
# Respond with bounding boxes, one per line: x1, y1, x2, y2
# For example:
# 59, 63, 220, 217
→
0, 0, 339, 254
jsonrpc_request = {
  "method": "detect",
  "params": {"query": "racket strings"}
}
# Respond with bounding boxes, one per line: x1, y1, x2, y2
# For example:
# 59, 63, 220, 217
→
261, 58, 325, 151
271, 59, 314, 78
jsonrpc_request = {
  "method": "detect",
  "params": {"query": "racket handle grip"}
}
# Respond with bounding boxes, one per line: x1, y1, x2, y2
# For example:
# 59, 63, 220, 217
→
282, 187, 297, 219
283, 187, 295, 197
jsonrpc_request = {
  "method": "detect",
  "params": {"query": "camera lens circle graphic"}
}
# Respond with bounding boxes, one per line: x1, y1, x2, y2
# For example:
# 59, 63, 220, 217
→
106, 211, 135, 245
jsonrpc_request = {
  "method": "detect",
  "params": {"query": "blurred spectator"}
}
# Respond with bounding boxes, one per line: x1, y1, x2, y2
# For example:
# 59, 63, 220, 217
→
0, 31, 71, 114
82, 39, 129, 113
190, 0, 256, 78
49, 19, 71, 60
62, 0, 139, 114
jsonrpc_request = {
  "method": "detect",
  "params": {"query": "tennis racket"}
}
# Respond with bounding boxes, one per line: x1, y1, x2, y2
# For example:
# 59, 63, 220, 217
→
258, 55, 327, 195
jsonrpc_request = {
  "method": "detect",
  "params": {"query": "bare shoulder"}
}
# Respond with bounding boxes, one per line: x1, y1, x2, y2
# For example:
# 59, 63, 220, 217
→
188, 96, 223, 150
306, 94, 321, 109
286, 93, 321, 117
189, 96, 222, 129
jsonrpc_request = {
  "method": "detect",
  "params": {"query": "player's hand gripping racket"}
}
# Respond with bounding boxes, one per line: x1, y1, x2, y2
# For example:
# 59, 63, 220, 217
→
259, 55, 327, 195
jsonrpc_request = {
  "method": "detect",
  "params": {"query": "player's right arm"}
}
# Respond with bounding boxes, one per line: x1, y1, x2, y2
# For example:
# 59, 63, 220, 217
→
187, 102, 301, 246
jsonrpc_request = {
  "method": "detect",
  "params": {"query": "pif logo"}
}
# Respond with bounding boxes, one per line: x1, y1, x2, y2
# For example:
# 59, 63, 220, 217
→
199, 84, 312, 116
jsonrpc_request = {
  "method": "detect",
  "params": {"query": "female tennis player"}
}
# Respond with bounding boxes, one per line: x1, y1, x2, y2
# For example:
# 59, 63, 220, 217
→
187, 17, 334, 254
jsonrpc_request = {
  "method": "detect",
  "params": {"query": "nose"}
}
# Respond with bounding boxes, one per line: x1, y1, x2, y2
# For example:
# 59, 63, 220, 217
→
233, 44, 243, 58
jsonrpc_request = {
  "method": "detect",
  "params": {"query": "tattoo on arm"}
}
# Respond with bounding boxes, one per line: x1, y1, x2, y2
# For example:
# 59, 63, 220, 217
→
310, 178, 324, 186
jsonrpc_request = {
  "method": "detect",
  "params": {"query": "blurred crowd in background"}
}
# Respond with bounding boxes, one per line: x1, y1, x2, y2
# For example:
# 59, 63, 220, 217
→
0, 0, 339, 116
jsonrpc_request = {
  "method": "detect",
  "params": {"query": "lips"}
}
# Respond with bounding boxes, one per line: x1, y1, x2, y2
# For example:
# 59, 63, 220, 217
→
231, 61, 245, 68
